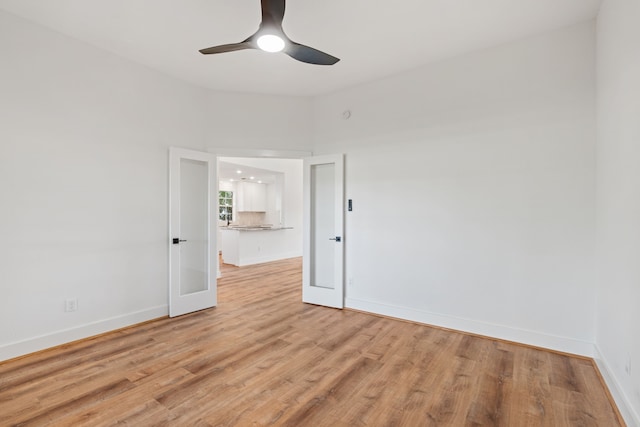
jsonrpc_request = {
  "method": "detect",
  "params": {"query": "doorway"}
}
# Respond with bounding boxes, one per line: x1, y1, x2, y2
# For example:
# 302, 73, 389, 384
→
169, 147, 345, 317
215, 155, 304, 272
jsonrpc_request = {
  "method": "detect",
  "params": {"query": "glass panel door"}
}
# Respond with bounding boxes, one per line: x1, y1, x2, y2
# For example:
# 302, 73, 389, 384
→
169, 148, 217, 317
303, 154, 344, 308
179, 158, 208, 295
310, 163, 336, 289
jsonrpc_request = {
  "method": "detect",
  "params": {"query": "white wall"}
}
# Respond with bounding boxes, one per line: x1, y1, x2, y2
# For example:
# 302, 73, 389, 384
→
313, 22, 597, 355
0, 10, 311, 361
206, 91, 313, 152
595, 0, 640, 424
0, 10, 207, 359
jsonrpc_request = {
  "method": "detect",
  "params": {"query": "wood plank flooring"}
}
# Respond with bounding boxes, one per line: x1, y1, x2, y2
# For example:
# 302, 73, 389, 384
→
0, 257, 623, 426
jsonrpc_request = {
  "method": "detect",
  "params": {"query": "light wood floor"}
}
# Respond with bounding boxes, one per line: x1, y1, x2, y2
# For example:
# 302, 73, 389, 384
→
0, 258, 623, 426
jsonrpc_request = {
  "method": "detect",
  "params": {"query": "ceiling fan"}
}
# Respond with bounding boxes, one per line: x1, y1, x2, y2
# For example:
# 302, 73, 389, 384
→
199, 0, 340, 65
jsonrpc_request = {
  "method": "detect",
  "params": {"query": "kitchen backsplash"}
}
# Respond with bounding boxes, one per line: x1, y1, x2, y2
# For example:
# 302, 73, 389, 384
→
234, 211, 267, 226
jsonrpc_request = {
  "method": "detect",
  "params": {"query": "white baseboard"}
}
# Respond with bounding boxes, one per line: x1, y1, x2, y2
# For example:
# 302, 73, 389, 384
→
594, 346, 640, 427
0, 305, 168, 362
345, 297, 595, 357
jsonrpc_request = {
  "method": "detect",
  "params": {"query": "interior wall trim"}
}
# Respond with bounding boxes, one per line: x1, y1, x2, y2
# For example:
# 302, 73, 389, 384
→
594, 346, 640, 427
345, 297, 595, 356
0, 305, 168, 363
207, 148, 312, 159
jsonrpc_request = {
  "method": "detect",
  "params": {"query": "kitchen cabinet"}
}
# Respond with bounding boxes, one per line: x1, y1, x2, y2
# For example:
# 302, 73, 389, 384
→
236, 181, 267, 212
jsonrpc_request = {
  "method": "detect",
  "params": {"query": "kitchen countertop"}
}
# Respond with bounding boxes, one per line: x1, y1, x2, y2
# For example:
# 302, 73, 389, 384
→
220, 226, 293, 231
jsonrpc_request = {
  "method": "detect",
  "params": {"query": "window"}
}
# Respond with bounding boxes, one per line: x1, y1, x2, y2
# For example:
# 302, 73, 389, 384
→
219, 191, 233, 222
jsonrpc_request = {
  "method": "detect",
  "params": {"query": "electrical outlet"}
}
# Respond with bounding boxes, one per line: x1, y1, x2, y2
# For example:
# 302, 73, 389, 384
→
65, 298, 78, 312
348, 277, 354, 287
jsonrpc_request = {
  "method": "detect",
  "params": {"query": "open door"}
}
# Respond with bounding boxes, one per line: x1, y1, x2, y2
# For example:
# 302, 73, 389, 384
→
169, 147, 217, 317
303, 154, 344, 308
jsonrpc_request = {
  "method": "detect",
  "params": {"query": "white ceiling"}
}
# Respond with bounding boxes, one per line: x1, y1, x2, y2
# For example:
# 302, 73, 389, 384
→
219, 160, 279, 185
0, 0, 601, 96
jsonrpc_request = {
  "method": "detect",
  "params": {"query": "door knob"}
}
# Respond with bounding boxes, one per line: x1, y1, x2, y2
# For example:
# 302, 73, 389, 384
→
172, 238, 187, 244
329, 236, 342, 242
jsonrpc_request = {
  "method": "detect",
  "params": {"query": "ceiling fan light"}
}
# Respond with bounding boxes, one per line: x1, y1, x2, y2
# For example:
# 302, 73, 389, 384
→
257, 34, 285, 53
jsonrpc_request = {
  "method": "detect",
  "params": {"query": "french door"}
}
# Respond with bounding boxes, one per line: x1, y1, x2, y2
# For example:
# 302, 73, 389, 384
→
169, 147, 217, 317
302, 154, 345, 308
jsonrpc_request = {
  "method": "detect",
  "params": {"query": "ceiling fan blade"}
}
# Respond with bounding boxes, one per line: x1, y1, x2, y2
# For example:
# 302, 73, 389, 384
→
199, 42, 253, 55
200, 1, 339, 66
261, 0, 286, 26
285, 41, 340, 65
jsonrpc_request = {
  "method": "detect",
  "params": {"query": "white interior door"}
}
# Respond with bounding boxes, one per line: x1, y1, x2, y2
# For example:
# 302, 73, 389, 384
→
303, 154, 344, 308
169, 147, 217, 317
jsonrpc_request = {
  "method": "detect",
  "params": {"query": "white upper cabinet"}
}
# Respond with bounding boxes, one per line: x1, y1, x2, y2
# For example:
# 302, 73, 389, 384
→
236, 181, 267, 212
